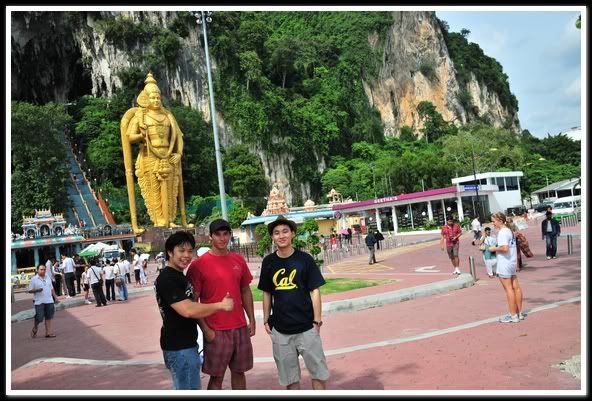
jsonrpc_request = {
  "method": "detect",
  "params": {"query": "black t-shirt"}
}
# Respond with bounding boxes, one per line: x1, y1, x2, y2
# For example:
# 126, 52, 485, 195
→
154, 266, 198, 351
258, 249, 325, 334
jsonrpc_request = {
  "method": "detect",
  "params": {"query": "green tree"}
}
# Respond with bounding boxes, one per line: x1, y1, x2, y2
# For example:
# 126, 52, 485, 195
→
223, 144, 269, 213
11, 102, 72, 231
239, 50, 263, 91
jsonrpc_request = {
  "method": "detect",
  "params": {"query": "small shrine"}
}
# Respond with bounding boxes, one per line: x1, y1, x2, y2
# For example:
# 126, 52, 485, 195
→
21, 209, 67, 238
304, 199, 316, 212
326, 188, 343, 204
261, 183, 290, 216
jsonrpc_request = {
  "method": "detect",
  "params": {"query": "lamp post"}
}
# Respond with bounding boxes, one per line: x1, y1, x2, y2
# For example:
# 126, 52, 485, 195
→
469, 142, 480, 219
195, 11, 228, 221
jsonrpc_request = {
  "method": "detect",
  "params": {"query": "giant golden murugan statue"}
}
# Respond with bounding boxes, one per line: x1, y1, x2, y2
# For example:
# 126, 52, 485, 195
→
120, 73, 188, 234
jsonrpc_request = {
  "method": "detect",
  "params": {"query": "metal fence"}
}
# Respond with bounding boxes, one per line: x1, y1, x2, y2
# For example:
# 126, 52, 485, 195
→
321, 236, 403, 267
559, 214, 579, 227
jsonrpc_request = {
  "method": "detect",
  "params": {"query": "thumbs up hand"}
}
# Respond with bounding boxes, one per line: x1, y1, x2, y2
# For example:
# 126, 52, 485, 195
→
219, 292, 234, 312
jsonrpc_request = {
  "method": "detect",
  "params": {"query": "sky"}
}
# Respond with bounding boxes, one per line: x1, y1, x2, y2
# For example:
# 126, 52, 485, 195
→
436, 10, 583, 140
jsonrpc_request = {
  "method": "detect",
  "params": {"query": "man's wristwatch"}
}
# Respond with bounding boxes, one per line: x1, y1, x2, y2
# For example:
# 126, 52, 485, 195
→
313, 320, 323, 327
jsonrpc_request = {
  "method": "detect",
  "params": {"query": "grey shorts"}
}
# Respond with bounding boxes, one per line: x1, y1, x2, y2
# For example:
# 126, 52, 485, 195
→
271, 327, 330, 386
34, 303, 55, 323
446, 244, 459, 259
497, 273, 516, 279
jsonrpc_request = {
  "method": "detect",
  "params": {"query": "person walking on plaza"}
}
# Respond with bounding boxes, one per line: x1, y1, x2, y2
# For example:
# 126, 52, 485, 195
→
123, 255, 132, 284
88, 258, 107, 307
103, 259, 116, 301
186, 219, 255, 390
471, 215, 482, 246
131, 249, 141, 287
489, 212, 525, 323
52, 259, 63, 296
28, 263, 60, 338
61, 253, 77, 298
140, 258, 149, 286
155, 231, 234, 390
365, 231, 377, 265
45, 257, 55, 289
440, 216, 462, 275
74, 254, 85, 294
258, 216, 330, 390
479, 227, 497, 278
541, 211, 560, 260
81, 265, 92, 305
113, 257, 128, 301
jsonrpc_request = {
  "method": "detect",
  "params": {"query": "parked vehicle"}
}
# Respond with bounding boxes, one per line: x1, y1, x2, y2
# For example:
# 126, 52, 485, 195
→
533, 202, 554, 212
506, 205, 528, 216
552, 195, 581, 220
102, 245, 126, 263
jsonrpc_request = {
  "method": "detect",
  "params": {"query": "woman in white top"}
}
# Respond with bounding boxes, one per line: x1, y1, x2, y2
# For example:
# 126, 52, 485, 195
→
81, 266, 92, 305
489, 212, 525, 323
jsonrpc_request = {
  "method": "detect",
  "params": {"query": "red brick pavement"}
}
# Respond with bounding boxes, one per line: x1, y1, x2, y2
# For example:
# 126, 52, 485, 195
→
10, 221, 582, 391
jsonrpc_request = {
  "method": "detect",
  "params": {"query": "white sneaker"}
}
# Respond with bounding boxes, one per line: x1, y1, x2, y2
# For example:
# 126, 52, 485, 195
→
454, 268, 461, 275
66, 295, 72, 299
546, 256, 551, 260
84, 300, 92, 305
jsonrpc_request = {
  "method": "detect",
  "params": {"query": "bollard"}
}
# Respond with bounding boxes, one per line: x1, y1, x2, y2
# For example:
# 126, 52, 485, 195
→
567, 234, 573, 255
469, 256, 477, 281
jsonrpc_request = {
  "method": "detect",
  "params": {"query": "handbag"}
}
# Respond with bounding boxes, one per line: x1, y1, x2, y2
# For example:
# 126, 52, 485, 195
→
516, 232, 534, 258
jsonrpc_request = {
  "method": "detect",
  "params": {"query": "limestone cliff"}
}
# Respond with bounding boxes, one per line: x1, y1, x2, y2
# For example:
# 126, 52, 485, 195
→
364, 11, 519, 137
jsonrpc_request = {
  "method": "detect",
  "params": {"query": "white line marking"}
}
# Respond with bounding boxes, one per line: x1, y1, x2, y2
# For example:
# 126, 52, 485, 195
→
415, 265, 440, 273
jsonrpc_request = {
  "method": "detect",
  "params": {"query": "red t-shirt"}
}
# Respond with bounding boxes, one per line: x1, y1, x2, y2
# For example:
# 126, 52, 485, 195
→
441, 223, 461, 248
186, 251, 253, 330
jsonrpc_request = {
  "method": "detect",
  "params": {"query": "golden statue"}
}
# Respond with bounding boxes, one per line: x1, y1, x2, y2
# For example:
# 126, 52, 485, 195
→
120, 73, 188, 233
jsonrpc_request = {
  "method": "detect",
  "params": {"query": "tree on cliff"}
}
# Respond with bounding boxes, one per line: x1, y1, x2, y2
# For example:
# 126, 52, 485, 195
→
11, 102, 72, 232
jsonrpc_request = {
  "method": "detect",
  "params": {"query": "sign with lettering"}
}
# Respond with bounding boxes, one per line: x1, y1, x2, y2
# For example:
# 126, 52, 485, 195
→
463, 185, 480, 191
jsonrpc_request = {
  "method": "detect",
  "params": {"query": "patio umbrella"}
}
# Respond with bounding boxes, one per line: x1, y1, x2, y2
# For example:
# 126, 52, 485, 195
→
196, 247, 210, 257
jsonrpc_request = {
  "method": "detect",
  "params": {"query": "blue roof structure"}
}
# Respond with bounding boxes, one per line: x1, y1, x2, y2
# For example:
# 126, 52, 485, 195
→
240, 209, 337, 227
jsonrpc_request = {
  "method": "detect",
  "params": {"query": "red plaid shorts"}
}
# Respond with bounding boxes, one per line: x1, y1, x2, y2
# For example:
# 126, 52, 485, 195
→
202, 326, 253, 376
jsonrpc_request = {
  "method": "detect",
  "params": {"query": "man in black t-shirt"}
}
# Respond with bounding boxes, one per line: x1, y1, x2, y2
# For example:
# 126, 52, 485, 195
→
154, 231, 234, 390
258, 216, 330, 390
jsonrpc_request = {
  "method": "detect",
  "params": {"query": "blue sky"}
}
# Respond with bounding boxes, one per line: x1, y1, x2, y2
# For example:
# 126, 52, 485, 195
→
436, 10, 582, 139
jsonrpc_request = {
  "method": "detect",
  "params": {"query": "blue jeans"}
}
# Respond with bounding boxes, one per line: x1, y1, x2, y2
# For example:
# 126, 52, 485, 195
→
163, 346, 202, 390
117, 277, 128, 300
545, 234, 558, 257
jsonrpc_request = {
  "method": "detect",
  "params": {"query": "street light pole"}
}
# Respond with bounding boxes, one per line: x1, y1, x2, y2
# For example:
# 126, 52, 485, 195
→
470, 142, 480, 218
195, 11, 228, 221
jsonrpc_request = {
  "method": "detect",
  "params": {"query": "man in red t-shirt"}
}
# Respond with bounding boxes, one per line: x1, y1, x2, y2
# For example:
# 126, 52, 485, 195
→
440, 216, 463, 275
186, 219, 255, 390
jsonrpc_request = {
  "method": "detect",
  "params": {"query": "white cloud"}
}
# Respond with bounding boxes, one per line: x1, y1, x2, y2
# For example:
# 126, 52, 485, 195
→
564, 77, 581, 98
467, 24, 509, 59
561, 15, 581, 50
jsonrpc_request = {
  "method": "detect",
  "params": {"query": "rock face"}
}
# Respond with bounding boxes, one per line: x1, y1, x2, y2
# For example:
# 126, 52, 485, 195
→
364, 11, 519, 137
11, 10, 520, 205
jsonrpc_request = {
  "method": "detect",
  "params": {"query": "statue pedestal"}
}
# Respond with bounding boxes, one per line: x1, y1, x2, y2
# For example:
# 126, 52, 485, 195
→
137, 226, 208, 253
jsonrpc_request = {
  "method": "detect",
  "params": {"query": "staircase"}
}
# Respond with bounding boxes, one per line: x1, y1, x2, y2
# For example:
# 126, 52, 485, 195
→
59, 130, 108, 228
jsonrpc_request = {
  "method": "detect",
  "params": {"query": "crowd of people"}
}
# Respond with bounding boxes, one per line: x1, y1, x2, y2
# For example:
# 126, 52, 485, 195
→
37, 249, 153, 310
439, 207, 562, 325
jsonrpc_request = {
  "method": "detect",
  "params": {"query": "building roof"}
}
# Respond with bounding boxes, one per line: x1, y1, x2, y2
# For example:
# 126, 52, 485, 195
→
332, 186, 457, 211
11, 235, 86, 250
532, 178, 580, 194
241, 209, 336, 227
451, 171, 523, 184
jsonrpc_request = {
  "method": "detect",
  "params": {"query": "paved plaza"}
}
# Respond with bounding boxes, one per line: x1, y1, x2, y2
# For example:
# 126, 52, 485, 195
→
9, 217, 583, 392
